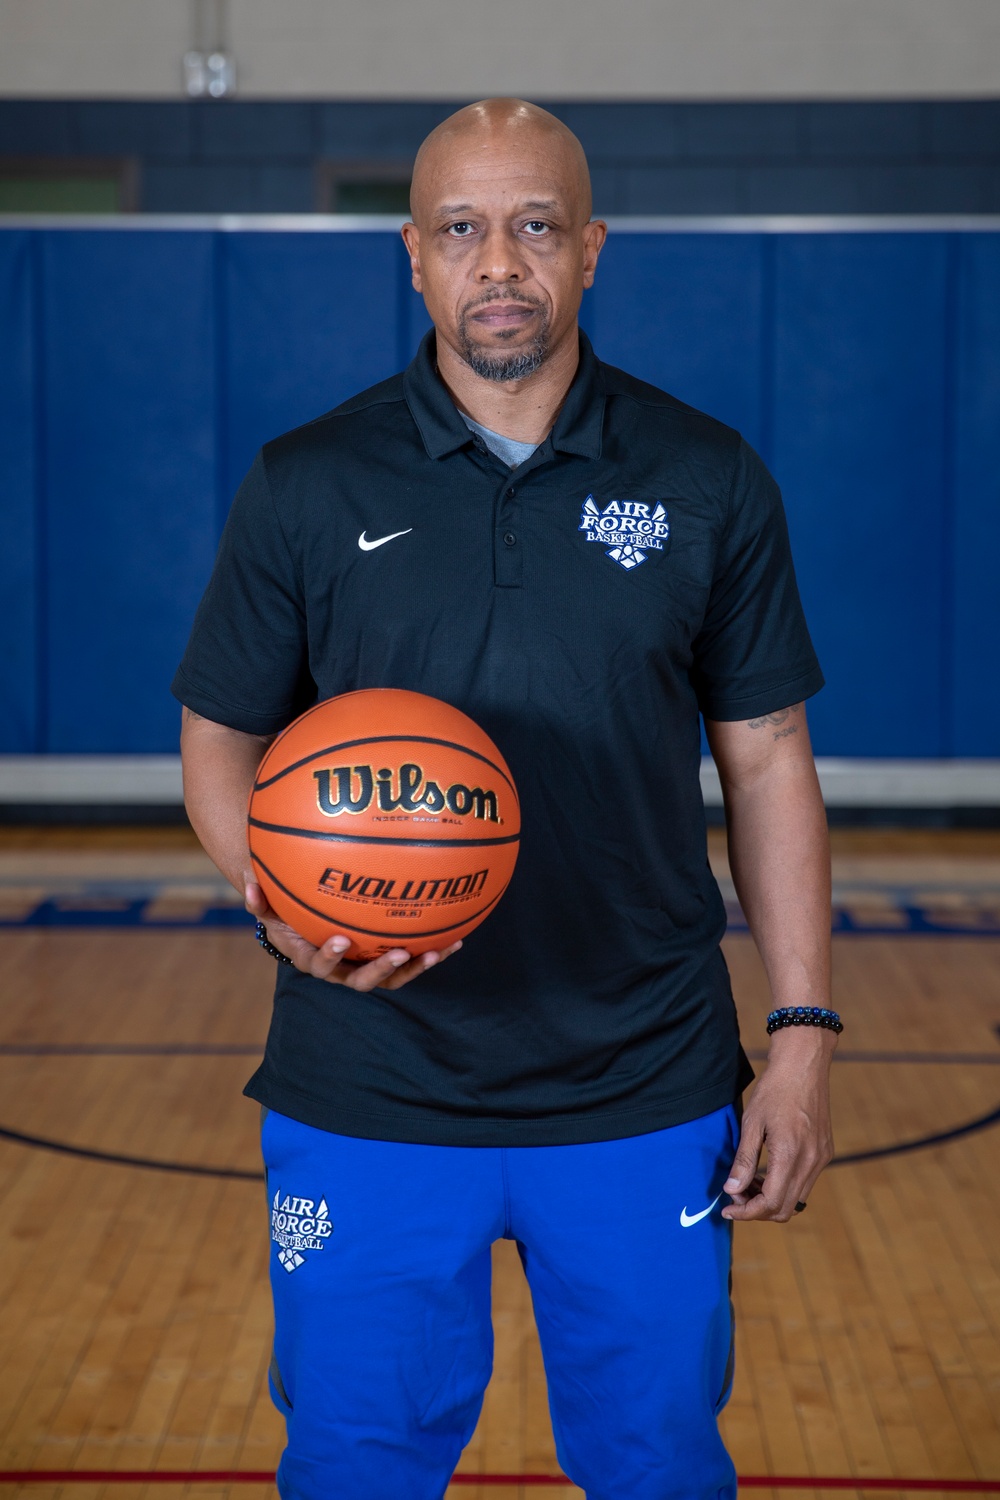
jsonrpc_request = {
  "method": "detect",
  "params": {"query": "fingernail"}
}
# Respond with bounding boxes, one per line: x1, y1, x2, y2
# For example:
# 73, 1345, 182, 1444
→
422, 953, 438, 969
723, 1177, 740, 1191
388, 951, 409, 966
330, 937, 350, 953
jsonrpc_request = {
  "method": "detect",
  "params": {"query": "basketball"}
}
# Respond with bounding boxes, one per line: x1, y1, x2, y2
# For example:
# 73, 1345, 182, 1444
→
247, 688, 521, 960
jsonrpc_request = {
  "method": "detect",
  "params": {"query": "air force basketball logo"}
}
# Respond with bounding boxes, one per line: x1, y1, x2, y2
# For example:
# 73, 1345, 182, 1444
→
271, 1189, 333, 1273
578, 495, 670, 571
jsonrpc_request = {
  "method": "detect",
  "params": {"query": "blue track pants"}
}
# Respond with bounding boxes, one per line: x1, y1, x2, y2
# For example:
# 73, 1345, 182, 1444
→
262, 1104, 739, 1500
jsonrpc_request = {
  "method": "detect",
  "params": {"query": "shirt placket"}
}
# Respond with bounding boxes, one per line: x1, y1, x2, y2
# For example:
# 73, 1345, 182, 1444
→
494, 477, 523, 588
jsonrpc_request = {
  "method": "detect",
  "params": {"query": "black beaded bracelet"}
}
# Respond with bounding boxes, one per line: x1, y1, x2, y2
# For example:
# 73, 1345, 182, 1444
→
767, 1005, 843, 1036
255, 920, 295, 966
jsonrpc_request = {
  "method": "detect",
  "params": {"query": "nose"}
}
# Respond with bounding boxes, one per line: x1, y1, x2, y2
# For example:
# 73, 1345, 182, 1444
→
474, 224, 528, 285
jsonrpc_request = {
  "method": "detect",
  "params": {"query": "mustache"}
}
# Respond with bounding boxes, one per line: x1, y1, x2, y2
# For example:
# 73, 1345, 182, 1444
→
462, 288, 544, 315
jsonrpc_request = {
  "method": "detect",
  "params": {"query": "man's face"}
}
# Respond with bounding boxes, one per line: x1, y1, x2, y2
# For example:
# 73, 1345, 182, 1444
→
403, 132, 605, 383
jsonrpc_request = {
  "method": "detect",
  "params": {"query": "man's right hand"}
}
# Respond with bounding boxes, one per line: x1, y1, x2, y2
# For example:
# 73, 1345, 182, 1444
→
178, 710, 462, 993
245, 881, 462, 992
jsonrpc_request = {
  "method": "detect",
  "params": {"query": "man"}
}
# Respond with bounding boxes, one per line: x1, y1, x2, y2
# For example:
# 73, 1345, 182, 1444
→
174, 99, 836, 1500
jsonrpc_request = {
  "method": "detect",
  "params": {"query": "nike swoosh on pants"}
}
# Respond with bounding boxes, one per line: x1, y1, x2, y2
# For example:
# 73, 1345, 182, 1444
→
679, 1192, 723, 1227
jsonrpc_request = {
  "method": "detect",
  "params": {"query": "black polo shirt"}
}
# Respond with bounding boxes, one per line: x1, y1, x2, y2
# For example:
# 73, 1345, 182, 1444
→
173, 331, 823, 1147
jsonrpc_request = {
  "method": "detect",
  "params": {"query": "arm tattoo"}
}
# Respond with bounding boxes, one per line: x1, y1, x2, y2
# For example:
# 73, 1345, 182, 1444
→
181, 706, 205, 724
748, 703, 802, 741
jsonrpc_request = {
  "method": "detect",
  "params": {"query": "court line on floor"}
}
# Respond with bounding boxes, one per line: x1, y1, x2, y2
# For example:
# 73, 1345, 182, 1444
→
2, 1098, 1000, 1181
0, 1125, 261, 1180
0, 1043, 265, 1055
2, 1045, 999, 1063
830, 1103, 1000, 1164
0, 1471, 998, 1490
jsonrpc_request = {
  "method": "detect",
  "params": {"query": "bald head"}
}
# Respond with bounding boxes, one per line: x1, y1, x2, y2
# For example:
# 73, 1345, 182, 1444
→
410, 99, 592, 226
401, 98, 606, 393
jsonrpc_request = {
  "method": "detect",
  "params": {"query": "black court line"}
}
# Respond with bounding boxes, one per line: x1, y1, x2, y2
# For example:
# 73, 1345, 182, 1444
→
2, 1103, 999, 1179
744, 1048, 1000, 1065
3, 1044, 999, 1063
0, 1125, 261, 1180
0, 1043, 263, 1056
830, 1103, 1000, 1165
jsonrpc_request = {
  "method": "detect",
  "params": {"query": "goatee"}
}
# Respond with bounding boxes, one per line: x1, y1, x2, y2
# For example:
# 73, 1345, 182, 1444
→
457, 294, 550, 383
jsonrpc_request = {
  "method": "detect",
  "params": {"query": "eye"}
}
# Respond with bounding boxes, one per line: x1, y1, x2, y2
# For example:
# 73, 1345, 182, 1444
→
523, 221, 549, 235
447, 221, 475, 237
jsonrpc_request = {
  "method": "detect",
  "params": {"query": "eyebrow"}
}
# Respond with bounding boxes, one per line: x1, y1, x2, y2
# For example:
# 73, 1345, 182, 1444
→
435, 198, 562, 217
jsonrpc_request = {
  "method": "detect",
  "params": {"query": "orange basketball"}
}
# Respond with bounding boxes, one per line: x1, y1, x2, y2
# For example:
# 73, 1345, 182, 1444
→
247, 688, 521, 961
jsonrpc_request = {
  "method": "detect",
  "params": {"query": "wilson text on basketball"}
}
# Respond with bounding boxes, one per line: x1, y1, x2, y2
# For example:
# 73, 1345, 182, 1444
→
313, 763, 501, 823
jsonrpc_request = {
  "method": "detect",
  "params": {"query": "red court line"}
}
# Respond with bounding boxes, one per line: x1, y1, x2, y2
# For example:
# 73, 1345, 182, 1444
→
1, 1473, 999, 1490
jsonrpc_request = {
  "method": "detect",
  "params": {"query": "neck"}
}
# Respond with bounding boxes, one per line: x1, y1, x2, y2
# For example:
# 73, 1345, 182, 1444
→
434, 323, 580, 445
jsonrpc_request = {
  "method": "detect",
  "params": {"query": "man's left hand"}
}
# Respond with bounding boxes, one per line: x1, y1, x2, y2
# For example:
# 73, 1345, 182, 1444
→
721, 1026, 836, 1223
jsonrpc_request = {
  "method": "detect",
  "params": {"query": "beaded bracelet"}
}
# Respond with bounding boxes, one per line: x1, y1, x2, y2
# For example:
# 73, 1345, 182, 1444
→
767, 1005, 842, 1036
255, 919, 295, 966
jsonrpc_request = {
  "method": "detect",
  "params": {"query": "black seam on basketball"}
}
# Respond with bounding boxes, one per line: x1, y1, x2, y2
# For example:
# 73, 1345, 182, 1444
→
249, 851, 506, 941
255, 734, 518, 801
247, 816, 520, 849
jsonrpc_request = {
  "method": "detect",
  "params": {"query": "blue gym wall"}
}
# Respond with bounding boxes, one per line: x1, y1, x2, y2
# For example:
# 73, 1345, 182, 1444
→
2, 222, 999, 758
2, 100, 1000, 215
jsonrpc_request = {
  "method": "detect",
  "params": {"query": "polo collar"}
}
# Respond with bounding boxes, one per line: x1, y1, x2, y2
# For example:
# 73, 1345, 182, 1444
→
403, 330, 605, 463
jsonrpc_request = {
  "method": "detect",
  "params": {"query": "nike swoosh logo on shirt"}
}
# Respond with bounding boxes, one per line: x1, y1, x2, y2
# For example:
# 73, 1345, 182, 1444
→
358, 528, 413, 551
679, 1193, 723, 1228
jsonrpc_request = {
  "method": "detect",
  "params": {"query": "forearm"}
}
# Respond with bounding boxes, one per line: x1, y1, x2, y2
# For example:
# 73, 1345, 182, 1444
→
707, 706, 831, 1019
725, 762, 830, 1013
179, 707, 273, 893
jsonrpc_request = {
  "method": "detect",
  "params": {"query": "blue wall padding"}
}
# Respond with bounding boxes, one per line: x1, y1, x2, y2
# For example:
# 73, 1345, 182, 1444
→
0, 233, 38, 752
771, 234, 951, 757
952, 234, 1000, 757
224, 233, 403, 504
41, 232, 218, 752
586, 233, 768, 452
1, 224, 998, 758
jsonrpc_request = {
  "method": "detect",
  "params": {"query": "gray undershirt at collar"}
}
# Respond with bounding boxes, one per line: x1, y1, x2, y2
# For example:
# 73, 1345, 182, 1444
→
461, 413, 540, 469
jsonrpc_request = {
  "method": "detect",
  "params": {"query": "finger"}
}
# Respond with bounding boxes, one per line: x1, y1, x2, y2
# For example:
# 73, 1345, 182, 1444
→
244, 881, 271, 918
757, 1158, 800, 1222
726, 1143, 832, 1223
721, 1174, 767, 1219
308, 934, 353, 979
723, 1115, 765, 1197
249, 903, 321, 969
380, 939, 464, 990
795, 1147, 833, 1206
722, 1174, 765, 1208
771, 1141, 834, 1221
723, 1183, 785, 1222
340, 949, 414, 992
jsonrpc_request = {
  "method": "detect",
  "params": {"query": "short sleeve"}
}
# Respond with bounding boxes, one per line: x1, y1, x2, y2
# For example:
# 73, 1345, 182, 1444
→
171, 450, 310, 735
692, 439, 824, 722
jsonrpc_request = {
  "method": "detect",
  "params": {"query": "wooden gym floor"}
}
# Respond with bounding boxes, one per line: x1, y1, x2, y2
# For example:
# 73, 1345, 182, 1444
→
1, 826, 999, 1500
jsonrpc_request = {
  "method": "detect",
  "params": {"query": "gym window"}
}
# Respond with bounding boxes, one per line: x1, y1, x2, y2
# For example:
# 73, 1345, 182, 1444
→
315, 160, 412, 216
0, 157, 139, 213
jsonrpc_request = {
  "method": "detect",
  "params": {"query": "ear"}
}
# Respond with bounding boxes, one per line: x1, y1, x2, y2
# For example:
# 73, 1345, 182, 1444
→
581, 220, 607, 290
401, 223, 422, 293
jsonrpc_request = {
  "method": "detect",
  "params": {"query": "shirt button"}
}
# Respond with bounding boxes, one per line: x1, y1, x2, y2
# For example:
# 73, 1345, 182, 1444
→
503, 532, 517, 547
506, 488, 515, 498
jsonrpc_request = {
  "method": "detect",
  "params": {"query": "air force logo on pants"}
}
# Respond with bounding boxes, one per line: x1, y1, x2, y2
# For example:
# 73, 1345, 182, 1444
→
271, 1189, 333, 1273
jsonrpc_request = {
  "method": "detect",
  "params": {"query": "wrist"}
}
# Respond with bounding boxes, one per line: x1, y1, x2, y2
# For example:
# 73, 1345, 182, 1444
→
767, 1021, 838, 1065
